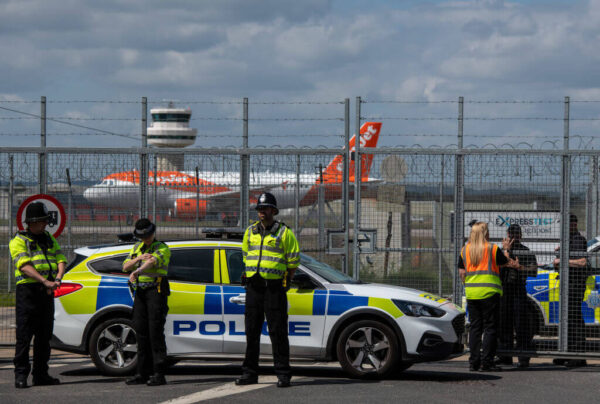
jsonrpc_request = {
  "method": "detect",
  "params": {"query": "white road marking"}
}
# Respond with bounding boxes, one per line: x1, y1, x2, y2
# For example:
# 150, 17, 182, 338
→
0, 363, 65, 370
159, 376, 281, 404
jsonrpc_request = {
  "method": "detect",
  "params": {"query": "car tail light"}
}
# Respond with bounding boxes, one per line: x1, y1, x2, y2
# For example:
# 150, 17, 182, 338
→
54, 282, 83, 298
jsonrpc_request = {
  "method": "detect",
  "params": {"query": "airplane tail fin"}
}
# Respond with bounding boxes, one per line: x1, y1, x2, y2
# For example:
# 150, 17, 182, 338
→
320, 122, 381, 183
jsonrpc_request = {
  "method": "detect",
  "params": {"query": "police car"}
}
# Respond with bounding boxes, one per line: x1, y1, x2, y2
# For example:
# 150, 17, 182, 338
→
525, 236, 600, 333
51, 234, 465, 378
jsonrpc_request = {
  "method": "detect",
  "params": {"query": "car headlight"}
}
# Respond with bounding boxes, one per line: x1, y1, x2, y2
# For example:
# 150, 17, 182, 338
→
393, 299, 446, 318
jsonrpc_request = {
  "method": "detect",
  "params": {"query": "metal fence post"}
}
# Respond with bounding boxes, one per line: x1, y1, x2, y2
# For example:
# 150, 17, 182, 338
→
343, 98, 350, 274
153, 155, 157, 223
453, 97, 464, 305
66, 168, 72, 258
8, 155, 14, 292
353, 96, 361, 280
140, 97, 148, 218
295, 154, 300, 233
439, 155, 444, 296
241, 97, 249, 229
559, 96, 571, 353
195, 167, 200, 237
39, 96, 47, 194
588, 156, 598, 240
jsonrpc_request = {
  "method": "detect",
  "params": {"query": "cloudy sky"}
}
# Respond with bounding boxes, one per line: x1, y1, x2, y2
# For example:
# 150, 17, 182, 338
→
1, 0, 599, 149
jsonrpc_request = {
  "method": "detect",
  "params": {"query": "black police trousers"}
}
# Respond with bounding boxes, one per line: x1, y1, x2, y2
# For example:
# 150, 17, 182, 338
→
242, 274, 291, 379
468, 293, 500, 368
499, 285, 533, 362
568, 285, 586, 352
14, 283, 54, 380
132, 286, 168, 377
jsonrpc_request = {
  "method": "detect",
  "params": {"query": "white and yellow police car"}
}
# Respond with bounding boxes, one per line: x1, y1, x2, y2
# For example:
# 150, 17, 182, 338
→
51, 235, 465, 378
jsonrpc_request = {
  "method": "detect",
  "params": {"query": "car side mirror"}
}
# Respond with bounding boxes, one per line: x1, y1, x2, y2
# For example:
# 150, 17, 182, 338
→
292, 273, 316, 290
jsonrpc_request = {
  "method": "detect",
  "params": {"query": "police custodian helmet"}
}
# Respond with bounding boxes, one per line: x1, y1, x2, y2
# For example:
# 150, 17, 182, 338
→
133, 218, 156, 238
25, 202, 51, 223
255, 192, 278, 215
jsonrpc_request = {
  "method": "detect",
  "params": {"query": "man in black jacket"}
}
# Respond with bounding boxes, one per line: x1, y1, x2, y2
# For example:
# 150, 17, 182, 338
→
497, 224, 538, 368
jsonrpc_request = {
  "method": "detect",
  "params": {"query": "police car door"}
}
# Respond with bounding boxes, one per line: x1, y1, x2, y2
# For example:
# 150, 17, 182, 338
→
220, 248, 325, 357
165, 247, 224, 354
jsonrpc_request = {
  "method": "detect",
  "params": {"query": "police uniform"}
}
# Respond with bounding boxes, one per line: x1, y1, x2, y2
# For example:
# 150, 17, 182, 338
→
237, 193, 300, 387
123, 219, 171, 386
498, 238, 537, 367
9, 202, 66, 388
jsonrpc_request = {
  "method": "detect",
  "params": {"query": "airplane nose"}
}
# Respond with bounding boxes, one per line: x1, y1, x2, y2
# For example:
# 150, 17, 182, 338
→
83, 187, 97, 202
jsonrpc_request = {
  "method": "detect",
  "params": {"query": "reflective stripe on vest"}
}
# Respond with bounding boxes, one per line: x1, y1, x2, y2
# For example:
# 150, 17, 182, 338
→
244, 222, 289, 279
10, 232, 65, 285
123, 240, 170, 283
462, 243, 503, 299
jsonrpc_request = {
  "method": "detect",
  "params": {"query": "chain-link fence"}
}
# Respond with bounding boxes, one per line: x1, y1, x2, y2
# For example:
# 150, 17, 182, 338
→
2, 96, 600, 361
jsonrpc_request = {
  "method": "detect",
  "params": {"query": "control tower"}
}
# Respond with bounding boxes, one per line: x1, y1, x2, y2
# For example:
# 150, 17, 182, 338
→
147, 102, 198, 171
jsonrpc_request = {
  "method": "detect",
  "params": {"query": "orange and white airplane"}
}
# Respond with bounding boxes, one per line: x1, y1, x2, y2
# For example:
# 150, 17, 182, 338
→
83, 122, 382, 221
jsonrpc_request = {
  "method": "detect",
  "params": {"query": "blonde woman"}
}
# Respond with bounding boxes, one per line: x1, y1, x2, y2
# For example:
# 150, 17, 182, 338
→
459, 222, 518, 372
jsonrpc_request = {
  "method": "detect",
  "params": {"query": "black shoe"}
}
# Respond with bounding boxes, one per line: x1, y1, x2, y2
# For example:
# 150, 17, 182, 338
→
15, 379, 27, 389
565, 359, 587, 368
277, 378, 291, 388
147, 374, 167, 386
125, 375, 148, 385
469, 364, 480, 371
32, 375, 60, 386
516, 361, 529, 369
480, 364, 502, 372
235, 375, 258, 385
495, 357, 512, 366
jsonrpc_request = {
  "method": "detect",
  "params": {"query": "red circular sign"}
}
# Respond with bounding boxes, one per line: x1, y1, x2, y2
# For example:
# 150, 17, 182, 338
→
16, 194, 66, 238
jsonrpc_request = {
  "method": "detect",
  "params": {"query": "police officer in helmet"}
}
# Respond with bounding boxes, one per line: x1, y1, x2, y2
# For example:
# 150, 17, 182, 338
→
10, 202, 66, 388
236, 192, 300, 388
123, 218, 171, 386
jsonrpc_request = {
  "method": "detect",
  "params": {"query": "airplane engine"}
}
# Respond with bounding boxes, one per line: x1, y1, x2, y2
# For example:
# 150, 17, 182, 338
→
172, 199, 207, 218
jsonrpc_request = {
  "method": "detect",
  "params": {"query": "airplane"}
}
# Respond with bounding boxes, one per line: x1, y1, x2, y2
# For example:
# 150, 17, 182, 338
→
83, 122, 382, 223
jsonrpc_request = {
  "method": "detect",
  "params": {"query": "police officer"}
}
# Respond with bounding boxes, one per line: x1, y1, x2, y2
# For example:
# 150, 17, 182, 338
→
9, 202, 66, 388
235, 193, 300, 388
553, 214, 588, 367
497, 224, 538, 369
122, 218, 171, 386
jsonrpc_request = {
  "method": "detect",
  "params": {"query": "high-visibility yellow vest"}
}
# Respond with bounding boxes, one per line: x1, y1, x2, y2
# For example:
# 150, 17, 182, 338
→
243, 221, 300, 280
462, 242, 503, 300
123, 240, 170, 283
9, 231, 67, 285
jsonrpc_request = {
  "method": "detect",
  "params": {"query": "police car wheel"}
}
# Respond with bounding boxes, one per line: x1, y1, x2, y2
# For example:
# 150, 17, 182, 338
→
89, 317, 138, 376
336, 320, 398, 378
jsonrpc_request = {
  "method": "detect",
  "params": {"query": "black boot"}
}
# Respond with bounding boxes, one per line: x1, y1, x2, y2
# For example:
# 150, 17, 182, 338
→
235, 374, 258, 385
32, 374, 60, 386
277, 377, 291, 388
147, 374, 167, 386
15, 378, 28, 389
125, 374, 148, 385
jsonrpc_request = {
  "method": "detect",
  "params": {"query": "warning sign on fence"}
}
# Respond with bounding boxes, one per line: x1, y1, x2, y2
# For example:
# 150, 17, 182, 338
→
16, 194, 66, 238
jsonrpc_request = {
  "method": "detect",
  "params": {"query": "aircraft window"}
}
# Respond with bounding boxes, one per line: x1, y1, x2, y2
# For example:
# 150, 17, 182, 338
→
169, 248, 214, 283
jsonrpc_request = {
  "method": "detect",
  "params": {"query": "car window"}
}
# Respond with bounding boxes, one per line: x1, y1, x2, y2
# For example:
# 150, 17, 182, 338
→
169, 248, 214, 283
66, 253, 88, 273
226, 249, 244, 284
225, 249, 309, 285
88, 254, 128, 275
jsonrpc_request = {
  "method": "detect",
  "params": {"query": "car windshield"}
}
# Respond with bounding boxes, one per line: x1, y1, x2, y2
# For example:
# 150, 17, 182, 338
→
299, 253, 360, 284
587, 237, 599, 249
